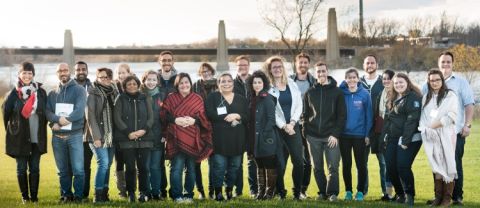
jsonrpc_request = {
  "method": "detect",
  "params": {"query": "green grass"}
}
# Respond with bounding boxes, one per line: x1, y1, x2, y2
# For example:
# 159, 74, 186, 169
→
0, 100, 479, 207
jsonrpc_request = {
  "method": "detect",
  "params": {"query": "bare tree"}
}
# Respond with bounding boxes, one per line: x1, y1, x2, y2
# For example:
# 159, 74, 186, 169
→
257, 0, 324, 59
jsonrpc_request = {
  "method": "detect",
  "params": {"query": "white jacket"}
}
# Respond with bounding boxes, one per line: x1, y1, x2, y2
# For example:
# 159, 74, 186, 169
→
269, 78, 303, 129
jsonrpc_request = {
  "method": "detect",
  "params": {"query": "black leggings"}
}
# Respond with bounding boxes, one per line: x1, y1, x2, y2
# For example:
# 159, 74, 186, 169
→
122, 148, 151, 193
340, 136, 367, 193
255, 156, 277, 169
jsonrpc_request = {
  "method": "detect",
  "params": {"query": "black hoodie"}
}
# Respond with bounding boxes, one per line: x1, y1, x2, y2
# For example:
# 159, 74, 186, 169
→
303, 76, 346, 139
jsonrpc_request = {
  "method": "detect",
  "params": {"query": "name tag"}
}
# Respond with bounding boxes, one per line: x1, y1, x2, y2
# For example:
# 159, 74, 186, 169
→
217, 107, 227, 115
429, 109, 438, 118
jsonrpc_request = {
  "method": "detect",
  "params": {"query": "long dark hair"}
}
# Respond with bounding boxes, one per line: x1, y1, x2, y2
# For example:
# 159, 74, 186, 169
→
424, 69, 449, 108
174, 72, 192, 93
247, 70, 270, 95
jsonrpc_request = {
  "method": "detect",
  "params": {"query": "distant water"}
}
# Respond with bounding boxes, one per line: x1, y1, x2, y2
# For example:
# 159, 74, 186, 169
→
1, 62, 479, 101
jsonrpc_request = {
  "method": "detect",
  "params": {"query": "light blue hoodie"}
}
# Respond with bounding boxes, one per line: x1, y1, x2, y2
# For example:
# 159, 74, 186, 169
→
339, 81, 373, 138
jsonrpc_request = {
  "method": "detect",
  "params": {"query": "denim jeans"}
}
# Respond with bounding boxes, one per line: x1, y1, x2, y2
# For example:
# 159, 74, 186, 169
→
385, 139, 421, 196
247, 156, 258, 194
212, 154, 242, 188
234, 155, 244, 195
306, 136, 340, 196
89, 144, 114, 190
376, 152, 392, 194
453, 134, 465, 200
52, 132, 85, 198
16, 143, 41, 177
276, 124, 304, 196
149, 149, 163, 196
122, 148, 150, 194
170, 152, 196, 200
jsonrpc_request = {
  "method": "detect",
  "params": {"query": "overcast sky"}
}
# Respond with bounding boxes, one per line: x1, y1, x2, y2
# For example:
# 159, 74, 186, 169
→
0, 0, 478, 47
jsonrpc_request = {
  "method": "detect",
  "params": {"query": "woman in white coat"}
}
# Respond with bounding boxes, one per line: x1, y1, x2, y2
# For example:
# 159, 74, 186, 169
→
263, 56, 304, 200
419, 69, 458, 206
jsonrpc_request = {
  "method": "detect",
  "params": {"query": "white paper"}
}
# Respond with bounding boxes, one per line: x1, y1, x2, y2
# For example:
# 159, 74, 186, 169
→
217, 107, 227, 115
55, 103, 74, 130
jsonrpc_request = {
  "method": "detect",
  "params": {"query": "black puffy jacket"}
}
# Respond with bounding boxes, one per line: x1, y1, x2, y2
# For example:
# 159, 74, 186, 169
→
114, 92, 154, 149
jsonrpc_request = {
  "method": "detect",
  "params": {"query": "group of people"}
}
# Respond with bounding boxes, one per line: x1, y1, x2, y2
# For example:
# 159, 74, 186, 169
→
2, 50, 474, 206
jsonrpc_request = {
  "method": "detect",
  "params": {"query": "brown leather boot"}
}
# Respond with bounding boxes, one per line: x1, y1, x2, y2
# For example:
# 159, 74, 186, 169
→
264, 169, 277, 200
440, 182, 454, 207
256, 168, 266, 200
430, 178, 444, 206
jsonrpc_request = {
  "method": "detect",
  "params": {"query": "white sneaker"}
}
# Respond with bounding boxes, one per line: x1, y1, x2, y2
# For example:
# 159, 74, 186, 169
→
329, 195, 338, 202
183, 198, 193, 204
299, 193, 308, 200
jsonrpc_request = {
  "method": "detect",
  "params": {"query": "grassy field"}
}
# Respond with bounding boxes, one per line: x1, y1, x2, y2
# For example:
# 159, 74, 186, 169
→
0, 105, 479, 208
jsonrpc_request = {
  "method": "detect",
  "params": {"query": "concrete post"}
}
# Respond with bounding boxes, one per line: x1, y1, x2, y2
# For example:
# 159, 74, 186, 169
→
63, 29, 75, 73
326, 8, 340, 67
216, 20, 229, 72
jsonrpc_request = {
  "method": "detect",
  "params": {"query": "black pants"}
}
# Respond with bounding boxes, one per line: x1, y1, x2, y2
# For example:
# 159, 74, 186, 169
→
300, 125, 312, 193
122, 148, 151, 193
83, 142, 93, 198
276, 124, 304, 196
255, 156, 277, 169
114, 143, 125, 171
453, 134, 465, 200
339, 136, 367, 193
194, 162, 205, 192
385, 139, 421, 196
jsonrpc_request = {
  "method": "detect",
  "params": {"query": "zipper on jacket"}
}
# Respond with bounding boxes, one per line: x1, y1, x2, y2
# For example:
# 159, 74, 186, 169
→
134, 99, 138, 131
319, 87, 323, 127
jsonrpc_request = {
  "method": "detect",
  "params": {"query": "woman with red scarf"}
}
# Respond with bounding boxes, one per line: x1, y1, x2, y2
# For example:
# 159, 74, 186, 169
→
161, 72, 213, 203
2, 62, 47, 204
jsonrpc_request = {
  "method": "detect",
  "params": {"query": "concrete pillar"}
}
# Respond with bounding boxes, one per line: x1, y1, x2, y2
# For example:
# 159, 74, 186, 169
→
326, 8, 340, 66
63, 29, 75, 73
216, 20, 229, 72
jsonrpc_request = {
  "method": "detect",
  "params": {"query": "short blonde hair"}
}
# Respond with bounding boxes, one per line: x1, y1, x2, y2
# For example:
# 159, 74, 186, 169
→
263, 56, 288, 85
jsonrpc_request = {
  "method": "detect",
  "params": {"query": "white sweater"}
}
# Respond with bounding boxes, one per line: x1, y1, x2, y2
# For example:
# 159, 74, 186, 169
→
419, 91, 458, 182
269, 78, 303, 129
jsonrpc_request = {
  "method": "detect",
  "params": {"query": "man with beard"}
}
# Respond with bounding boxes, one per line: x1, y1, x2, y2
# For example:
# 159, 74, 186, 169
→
359, 55, 391, 201
74, 61, 94, 200
232, 55, 255, 198
289, 52, 316, 199
157, 51, 177, 93
46, 63, 87, 203
157, 51, 177, 199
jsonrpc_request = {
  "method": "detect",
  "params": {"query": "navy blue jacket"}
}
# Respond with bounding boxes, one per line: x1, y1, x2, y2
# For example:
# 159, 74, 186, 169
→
339, 81, 373, 138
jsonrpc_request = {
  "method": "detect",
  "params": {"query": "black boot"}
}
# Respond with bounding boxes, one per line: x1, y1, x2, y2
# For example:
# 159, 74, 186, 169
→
405, 194, 414, 206
93, 189, 104, 203
17, 174, 29, 204
208, 186, 214, 199
265, 169, 277, 200
214, 187, 224, 201
226, 187, 233, 200
128, 191, 136, 203
103, 187, 110, 202
29, 173, 39, 203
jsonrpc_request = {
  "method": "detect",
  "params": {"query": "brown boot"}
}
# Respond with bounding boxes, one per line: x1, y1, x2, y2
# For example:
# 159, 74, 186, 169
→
256, 168, 266, 200
264, 169, 277, 200
430, 178, 444, 206
440, 182, 454, 207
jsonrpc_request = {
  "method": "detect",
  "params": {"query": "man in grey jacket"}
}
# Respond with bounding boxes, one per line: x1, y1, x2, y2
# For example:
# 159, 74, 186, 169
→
46, 63, 87, 203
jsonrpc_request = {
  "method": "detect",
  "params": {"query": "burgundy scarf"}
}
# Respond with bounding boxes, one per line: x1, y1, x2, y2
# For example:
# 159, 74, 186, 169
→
16, 79, 38, 119
162, 92, 213, 162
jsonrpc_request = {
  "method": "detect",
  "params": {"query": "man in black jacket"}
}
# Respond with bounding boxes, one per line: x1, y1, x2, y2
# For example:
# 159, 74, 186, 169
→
232, 55, 256, 198
303, 62, 346, 201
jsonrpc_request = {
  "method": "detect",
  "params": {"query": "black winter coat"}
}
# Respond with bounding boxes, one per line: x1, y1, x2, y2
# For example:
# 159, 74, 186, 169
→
2, 86, 48, 158
303, 77, 346, 139
382, 91, 422, 146
248, 92, 280, 158
114, 92, 154, 149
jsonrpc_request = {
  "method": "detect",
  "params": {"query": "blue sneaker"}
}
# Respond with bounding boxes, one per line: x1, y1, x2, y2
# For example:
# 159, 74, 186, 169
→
355, 192, 364, 201
344, 191, 353, 200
